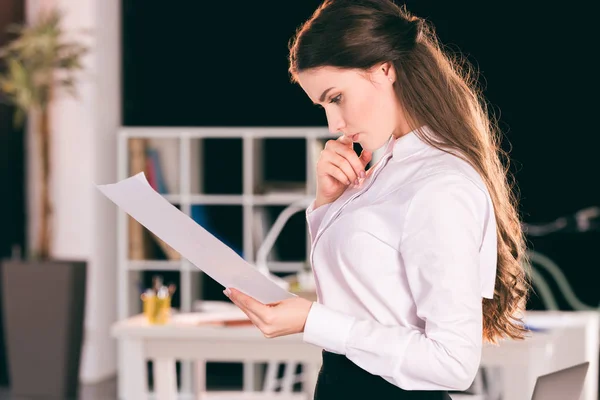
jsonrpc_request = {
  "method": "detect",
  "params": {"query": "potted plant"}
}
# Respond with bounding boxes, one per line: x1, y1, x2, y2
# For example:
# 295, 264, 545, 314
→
0, 8, 89, 399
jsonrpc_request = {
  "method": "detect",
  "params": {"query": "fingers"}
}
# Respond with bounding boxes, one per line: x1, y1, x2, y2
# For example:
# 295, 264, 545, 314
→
319, 159, 356, 185
318, 152, 355, 185
234, 300, 262, 325
331, 139, 366, 177
322, 139, 366, 184
225, 288, 263, 324
359, 149, 372, 167
225, 288, 265, 318
225, 288, 275, 336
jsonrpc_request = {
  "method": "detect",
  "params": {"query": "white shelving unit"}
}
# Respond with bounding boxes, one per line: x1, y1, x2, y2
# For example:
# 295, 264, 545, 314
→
116, 127, 332, 395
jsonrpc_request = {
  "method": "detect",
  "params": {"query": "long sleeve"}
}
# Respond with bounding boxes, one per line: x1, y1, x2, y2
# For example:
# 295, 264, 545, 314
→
305, 199, 332, 246
303, 174, 490, 391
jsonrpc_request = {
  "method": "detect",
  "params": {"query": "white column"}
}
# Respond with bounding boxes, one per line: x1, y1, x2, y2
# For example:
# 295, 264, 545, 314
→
26, 0, 120, 384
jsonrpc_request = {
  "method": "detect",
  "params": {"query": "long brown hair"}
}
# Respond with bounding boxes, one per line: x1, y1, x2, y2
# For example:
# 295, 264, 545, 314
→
288, 0, 530, 344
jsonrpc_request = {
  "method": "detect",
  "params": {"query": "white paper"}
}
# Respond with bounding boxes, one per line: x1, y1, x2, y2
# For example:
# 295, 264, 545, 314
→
96, 172, 295, 304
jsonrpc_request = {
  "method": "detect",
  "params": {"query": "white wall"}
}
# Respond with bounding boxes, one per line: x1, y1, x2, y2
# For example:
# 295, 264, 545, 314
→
26, 0, 120, 384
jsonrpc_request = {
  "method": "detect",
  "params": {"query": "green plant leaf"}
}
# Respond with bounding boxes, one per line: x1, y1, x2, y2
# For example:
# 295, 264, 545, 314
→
0, 5, 89, 113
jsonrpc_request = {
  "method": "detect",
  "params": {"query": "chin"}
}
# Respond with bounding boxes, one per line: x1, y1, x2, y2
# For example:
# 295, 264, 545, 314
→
359, 142, 374, 152
359, 137, 384, 153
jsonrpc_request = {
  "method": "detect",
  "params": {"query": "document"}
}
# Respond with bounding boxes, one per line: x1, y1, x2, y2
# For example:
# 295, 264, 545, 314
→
96, 172, 295, 304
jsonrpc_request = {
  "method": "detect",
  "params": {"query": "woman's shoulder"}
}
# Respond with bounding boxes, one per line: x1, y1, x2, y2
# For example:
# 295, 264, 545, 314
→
379, 146, 490, 201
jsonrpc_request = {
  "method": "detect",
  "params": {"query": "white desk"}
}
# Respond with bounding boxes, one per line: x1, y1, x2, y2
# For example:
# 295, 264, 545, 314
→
112, 310, 597, 400
112, 313, 322, 400
521, 311, 599, 400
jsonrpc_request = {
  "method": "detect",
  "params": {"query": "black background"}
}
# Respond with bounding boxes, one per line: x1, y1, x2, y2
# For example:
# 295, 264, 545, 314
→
121, 0, 600, 310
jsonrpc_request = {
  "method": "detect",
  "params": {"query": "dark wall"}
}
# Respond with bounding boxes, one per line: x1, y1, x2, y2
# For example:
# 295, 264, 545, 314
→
0, 0, 25, 386
122, 0, 599, 310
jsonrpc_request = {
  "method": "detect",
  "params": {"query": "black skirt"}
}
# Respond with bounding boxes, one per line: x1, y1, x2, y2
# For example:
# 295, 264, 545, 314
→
313, 351, 452, 400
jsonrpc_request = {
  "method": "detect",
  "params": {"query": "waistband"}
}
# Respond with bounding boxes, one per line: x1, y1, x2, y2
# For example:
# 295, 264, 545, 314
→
316, 350, 452, 400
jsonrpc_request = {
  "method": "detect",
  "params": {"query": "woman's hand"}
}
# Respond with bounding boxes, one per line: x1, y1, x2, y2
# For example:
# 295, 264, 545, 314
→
315, 135, 372, 207
224, 288, 313, 338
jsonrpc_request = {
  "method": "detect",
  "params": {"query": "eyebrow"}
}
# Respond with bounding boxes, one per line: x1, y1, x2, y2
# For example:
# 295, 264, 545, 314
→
314, 87, 336, 104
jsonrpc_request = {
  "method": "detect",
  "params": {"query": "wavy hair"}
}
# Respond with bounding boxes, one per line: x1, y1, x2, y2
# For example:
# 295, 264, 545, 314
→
288, 0, 530, 343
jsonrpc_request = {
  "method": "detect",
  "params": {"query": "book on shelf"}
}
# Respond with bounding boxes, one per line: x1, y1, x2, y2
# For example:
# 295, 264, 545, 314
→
128, 138, 180, 261
145, 147, 168, 194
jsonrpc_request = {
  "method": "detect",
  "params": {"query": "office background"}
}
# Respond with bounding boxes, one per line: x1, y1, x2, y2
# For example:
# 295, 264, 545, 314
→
0, 0, 598, 397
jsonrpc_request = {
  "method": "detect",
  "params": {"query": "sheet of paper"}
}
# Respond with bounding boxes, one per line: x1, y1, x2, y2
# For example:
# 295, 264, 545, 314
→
96, 172, 295, 304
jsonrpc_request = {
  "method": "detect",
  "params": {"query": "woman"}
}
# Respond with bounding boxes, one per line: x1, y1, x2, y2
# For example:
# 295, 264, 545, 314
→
224, 0, 530, 398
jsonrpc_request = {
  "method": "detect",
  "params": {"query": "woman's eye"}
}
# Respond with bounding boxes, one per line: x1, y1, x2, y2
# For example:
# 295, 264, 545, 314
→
329, 94, 342, 104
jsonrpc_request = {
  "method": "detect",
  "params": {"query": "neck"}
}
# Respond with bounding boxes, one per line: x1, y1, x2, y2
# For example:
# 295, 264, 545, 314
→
392, 108, 414, 139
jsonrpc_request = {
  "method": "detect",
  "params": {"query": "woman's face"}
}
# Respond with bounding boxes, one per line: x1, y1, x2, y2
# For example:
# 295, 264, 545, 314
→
296, 64, 410, 152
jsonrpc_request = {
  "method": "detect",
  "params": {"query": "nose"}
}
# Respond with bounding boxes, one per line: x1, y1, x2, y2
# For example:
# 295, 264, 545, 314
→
326, 108, 346, 135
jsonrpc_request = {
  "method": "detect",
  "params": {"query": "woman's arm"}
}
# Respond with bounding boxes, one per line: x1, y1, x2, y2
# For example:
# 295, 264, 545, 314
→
306, 198, 333, 246
303, 174, 492, 391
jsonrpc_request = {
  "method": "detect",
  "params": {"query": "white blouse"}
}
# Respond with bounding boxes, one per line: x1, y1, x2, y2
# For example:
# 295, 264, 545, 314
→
302, 126, 498, 391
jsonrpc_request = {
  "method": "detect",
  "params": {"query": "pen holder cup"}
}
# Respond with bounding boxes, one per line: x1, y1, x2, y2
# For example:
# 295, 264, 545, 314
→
142, 294, 171, 325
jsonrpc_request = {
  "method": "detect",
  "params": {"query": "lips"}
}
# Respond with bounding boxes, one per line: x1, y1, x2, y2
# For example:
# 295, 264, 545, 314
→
351, 133, 360, 142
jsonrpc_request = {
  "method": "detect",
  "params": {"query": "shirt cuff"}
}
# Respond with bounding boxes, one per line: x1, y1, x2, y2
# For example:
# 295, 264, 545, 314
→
303, 302, 355, 355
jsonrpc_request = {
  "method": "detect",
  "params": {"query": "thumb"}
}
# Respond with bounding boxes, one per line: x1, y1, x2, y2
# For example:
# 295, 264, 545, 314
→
359, 149, 372, 167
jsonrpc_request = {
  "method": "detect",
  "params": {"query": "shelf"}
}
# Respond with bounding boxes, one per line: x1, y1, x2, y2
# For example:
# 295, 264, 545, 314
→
185, 194, 312, 205
163, 194, 183, 203
119, 128, 322, 320
188, 195, 244, 205
252, 193, 311, 205
127, 260, 182, 271
118, 127, 324, 399
121, 127, 332, 139
267, 261, 307, 273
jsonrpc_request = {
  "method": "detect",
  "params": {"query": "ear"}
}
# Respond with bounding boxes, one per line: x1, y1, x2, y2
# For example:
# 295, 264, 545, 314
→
379, 62, 396, 84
